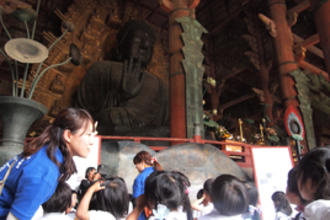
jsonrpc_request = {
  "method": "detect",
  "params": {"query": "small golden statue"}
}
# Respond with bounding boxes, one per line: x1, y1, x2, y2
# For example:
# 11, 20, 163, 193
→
257, 123, 265, 145
238, 118, 246, 143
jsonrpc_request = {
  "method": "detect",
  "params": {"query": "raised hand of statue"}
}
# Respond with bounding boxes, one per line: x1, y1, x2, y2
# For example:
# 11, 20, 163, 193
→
122, 57, 145, 97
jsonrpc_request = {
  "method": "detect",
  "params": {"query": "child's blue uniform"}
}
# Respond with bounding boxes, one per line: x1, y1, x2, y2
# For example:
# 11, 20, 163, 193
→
0, 145, 63, 220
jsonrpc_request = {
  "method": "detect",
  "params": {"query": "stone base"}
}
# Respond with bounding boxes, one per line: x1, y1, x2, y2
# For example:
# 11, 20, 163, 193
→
100, 141, 250, 201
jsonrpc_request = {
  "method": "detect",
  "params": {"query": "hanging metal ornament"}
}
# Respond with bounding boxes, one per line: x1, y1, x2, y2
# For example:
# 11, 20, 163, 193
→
284, 105, 305, 159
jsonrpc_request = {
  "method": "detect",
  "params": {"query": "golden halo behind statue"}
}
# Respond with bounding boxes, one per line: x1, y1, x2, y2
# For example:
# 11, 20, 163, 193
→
4, 38, 48, 63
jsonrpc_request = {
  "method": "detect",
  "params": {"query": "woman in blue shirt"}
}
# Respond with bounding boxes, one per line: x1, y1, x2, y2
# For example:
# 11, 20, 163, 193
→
0, 107, 96, 220
132, 151, 162, 220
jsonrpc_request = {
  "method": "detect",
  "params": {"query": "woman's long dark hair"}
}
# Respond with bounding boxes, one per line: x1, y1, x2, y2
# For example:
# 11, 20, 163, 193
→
23, 108, 95, 181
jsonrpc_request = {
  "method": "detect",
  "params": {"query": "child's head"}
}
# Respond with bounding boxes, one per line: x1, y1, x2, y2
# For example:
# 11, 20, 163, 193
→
296, 147, 330, 202
203, 178, 213, 195
145, 170, 192, 220
97, 164, 111, 178
85, 167, 97, 181
202, 178, 214, 204
66, 190, 78, 214
271, 191, 292, 216
246, 184, 259, 207
211, 174, 248, 216
286, 167, 306, 206
196, 189, 204, 199
90, 176, 129, 219
42, 181, 72, 213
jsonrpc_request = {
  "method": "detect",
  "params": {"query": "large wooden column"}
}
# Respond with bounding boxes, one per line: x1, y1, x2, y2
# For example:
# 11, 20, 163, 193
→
160, 0, 200, 139
268, 1, 314, 151
310, 0, 330, 76
268, 0, 299, 108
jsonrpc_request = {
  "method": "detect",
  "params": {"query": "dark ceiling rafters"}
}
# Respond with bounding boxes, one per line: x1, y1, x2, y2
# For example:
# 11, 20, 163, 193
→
0, 0, 326, 122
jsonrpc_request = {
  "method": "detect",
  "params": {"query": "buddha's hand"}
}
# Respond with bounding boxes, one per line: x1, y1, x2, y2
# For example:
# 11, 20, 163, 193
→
122, 57, 145, 96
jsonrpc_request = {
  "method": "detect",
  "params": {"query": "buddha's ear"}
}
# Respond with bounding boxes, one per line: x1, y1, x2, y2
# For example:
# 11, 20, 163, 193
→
326, 159, 330, 173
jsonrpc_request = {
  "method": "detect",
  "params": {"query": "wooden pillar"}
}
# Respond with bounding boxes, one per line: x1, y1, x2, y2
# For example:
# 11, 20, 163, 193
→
160, 0, 200, 139
268, 0, 299, 108
310, 0, 330, 76
268, 1, 312, 151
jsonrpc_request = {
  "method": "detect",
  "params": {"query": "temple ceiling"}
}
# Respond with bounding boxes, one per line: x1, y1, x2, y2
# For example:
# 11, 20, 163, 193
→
0, 0, 328, 145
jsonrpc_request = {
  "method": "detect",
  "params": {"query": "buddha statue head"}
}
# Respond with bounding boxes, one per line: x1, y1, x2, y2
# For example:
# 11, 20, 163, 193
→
113, 20, 156, 68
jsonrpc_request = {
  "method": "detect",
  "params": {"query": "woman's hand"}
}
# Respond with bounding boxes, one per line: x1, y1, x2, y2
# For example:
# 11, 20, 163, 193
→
76, 181, 105, 220
89, 180, 105, 192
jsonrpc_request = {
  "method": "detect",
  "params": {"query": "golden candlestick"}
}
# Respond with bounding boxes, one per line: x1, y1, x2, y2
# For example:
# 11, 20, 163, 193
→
262, 118, 267, 128
238, 118, 244, 142
259, 123, 265, 145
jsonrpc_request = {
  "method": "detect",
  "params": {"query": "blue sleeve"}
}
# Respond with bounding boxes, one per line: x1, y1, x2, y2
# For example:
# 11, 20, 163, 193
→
10, 175, 58, 220
133, 174, 145, 199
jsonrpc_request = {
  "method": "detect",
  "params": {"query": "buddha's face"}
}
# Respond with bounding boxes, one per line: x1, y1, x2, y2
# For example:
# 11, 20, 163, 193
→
122, 29, 154, 66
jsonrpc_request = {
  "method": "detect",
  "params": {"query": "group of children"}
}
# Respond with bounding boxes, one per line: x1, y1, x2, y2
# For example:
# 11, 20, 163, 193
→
0, 107, 329, 220
45, 146, 327, 220
7, 147, 329, 220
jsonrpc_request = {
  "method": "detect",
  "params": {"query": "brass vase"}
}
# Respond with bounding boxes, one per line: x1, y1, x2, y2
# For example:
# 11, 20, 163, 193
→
0, 96, 47, 164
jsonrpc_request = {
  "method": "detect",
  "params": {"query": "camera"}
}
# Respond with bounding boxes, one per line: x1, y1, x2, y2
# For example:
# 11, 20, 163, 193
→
97, 164, 111, 178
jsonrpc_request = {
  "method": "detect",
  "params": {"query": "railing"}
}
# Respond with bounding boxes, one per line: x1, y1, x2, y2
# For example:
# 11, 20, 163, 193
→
100, 135, 271, 168
24, 135, 290, 168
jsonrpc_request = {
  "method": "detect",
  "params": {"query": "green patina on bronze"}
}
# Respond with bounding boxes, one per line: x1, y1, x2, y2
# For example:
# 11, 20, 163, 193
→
290, 69, 330, 149
176, 16, 207, 138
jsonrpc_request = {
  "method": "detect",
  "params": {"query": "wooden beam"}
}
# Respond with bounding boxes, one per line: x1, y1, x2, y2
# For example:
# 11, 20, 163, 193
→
298, 60, 329, 81
311, 0, 330, 74
293, 34, 324, 59
138, 1, 166, 16
161, 0, 201, 140
288, 0, 310, 15
210, 0, 250, 36
269, 0, 299, 108
0, 0, 31, 14
217, 67, 247, 81
298, 33, 320, 48
196, 0, 217, 16
220, 94, 255, 112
